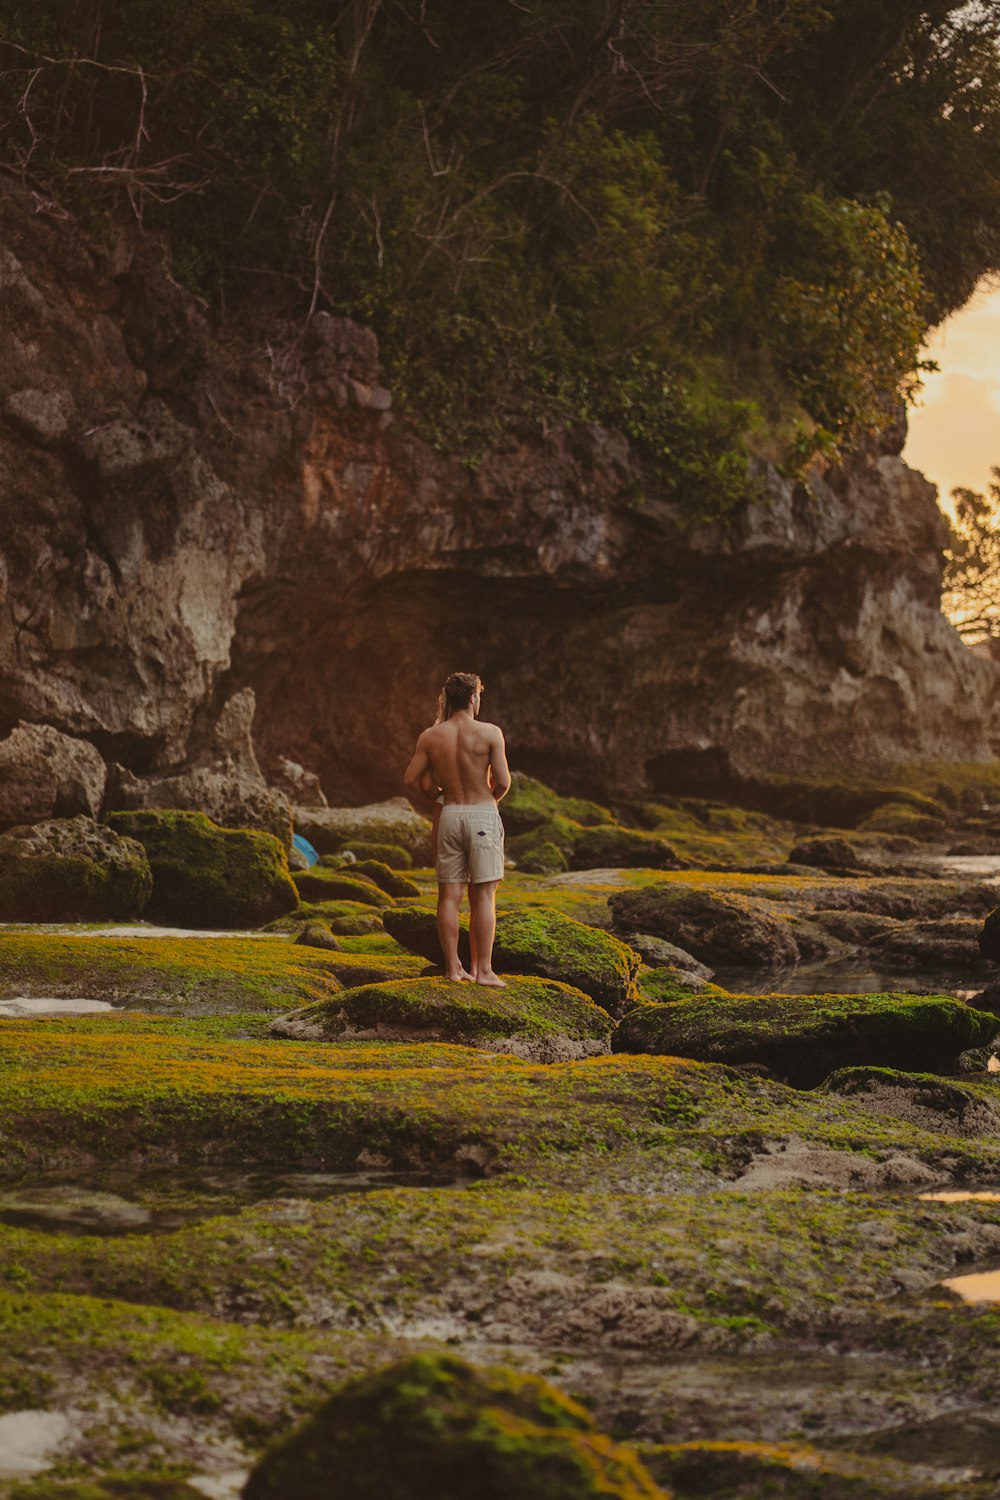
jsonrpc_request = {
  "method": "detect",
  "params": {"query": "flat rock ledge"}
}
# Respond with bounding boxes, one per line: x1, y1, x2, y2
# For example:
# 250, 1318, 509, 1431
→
269, 974, 613, 1063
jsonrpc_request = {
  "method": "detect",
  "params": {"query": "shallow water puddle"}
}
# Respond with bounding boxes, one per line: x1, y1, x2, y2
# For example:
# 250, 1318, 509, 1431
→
940, 1268, 1000, 1303
0, 1410, 70, 1479
0, 997, 114, 1017
0, 1168, 464, 1236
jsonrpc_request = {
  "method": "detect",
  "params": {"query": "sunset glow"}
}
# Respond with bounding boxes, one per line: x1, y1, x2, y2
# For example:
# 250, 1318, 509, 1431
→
904, 278, 1000, 512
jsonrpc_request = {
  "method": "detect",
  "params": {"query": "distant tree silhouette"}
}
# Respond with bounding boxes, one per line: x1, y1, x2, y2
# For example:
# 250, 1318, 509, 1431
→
944, 468, 1000, 643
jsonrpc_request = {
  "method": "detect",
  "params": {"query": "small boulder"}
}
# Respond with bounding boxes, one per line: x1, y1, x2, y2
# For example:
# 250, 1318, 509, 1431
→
106, 810, 297, 929
0, 723, 107, 830
270, 974, 613, 1062
294, 921, 341, 952
242, 1353, 667, 1500
295, 799, 432, 861
328, 912, 385, 936
609, 886, 799, 968
350, 860, 421, 898
383, 905, 471, 969
383, 906, 640, 1015
571, 824, 682, 871
293, 868, 390, 907
614, 991, 998, 1086
787, 837, 863, 871
0, 816, 151, 921
623, 933, 714, 980
339, 841, 413, 868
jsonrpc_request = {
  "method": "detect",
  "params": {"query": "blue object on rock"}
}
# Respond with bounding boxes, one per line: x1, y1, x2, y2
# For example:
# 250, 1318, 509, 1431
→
292, 833, 319, 867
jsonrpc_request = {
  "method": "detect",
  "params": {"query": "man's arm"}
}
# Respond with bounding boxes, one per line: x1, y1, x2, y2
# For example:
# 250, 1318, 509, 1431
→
488, 727, 511, 802
402, 732, 439, 815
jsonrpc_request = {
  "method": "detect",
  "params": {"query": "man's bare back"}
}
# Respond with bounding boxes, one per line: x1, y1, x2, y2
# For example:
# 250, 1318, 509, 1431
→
416, 716, 508, 807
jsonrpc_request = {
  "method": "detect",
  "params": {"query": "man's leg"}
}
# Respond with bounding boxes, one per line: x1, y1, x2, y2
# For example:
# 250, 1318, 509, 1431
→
437, 882, 472, 981
469, 880, 504, 987
467, 883, 479, 976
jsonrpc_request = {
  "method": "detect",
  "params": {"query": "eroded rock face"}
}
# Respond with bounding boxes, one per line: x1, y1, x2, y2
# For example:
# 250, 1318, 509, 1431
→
0, 815, 151, 921
1, 175, 997, 809
0, 723, 107, 829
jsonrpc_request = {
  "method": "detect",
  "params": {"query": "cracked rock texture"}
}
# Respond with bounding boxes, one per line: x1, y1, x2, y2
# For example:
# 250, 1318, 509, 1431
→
1, 175, 997, 810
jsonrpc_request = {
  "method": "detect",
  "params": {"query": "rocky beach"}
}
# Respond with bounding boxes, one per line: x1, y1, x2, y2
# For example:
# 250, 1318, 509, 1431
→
0, 774, 999, 1495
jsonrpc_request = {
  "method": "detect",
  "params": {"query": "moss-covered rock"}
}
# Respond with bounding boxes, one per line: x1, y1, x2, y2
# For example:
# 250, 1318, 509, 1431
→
7, 1478, 205, 1499
105, 810, 296, 929
350, 860, 421, 898
979, 908, 1000, 962
294, 921, 341, 952
295, 800, 432, 861
0, 817, 151, 922
0, 933, 425, 1014
501, 774, 609, 835
337, 840, 413, 867
821, 1067, 1000, 1135
613, 991, 998, 1086
787, 837, 863, 870
511, 837, 570, 875
383, 905, 640, 1015
609, 886, 800, 968
570, 824, 682, 871
857, 801, 948, 837
292, 867, 390, 907
243, 1353, 668, 1500
328, 912, 385, 936
637, 969, 724, 1003
270, 973, 613, 1061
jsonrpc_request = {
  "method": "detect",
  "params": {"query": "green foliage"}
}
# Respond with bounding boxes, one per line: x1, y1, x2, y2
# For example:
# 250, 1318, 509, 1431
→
2, 1, 1000, 510
943, 467, 1000, 643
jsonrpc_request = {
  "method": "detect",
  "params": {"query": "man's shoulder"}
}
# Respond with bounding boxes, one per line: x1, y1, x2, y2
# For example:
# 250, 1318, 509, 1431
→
477, 719, 504, 739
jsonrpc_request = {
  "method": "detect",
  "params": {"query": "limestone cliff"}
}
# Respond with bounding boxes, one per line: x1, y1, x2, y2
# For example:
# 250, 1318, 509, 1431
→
1, 174, 996, 818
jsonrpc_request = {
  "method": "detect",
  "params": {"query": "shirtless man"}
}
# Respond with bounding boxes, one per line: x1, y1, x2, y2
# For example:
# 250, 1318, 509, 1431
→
403, 671, 511, 986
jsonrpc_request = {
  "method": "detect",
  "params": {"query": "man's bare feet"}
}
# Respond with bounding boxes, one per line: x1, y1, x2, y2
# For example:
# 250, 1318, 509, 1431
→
445, 967, 474, 982
475, 971, 506, 988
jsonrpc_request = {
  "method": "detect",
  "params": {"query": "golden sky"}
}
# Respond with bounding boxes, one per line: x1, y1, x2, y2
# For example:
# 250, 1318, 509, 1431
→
903, 278, 1000, 510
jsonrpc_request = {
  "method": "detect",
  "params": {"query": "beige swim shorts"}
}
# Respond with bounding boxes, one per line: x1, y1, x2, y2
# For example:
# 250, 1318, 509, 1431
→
436, 803, 505, 885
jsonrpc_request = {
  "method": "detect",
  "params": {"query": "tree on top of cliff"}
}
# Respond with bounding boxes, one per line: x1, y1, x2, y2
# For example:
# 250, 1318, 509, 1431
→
944, 468, 1000, 643
1, 0, 999, 515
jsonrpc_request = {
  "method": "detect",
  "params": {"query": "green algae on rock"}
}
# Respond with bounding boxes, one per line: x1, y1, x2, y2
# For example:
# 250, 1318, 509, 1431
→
295, 800, 432, 861
294, 921, 341, 951
571, 824, 682, 871
269, 974, 614, 1061
106, 811, 297, 929
383, 905, 640, 1015
613, 992, 1000, 1086
0, 817, 152, 922
609, 885, 800, 968
349, 860, 421, 898
0, 933, 347, 1014
501, 774, 609, 835
243, 1352, 668, 1500
292, 867, 391, 907
821, 1067, 1000, 1135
